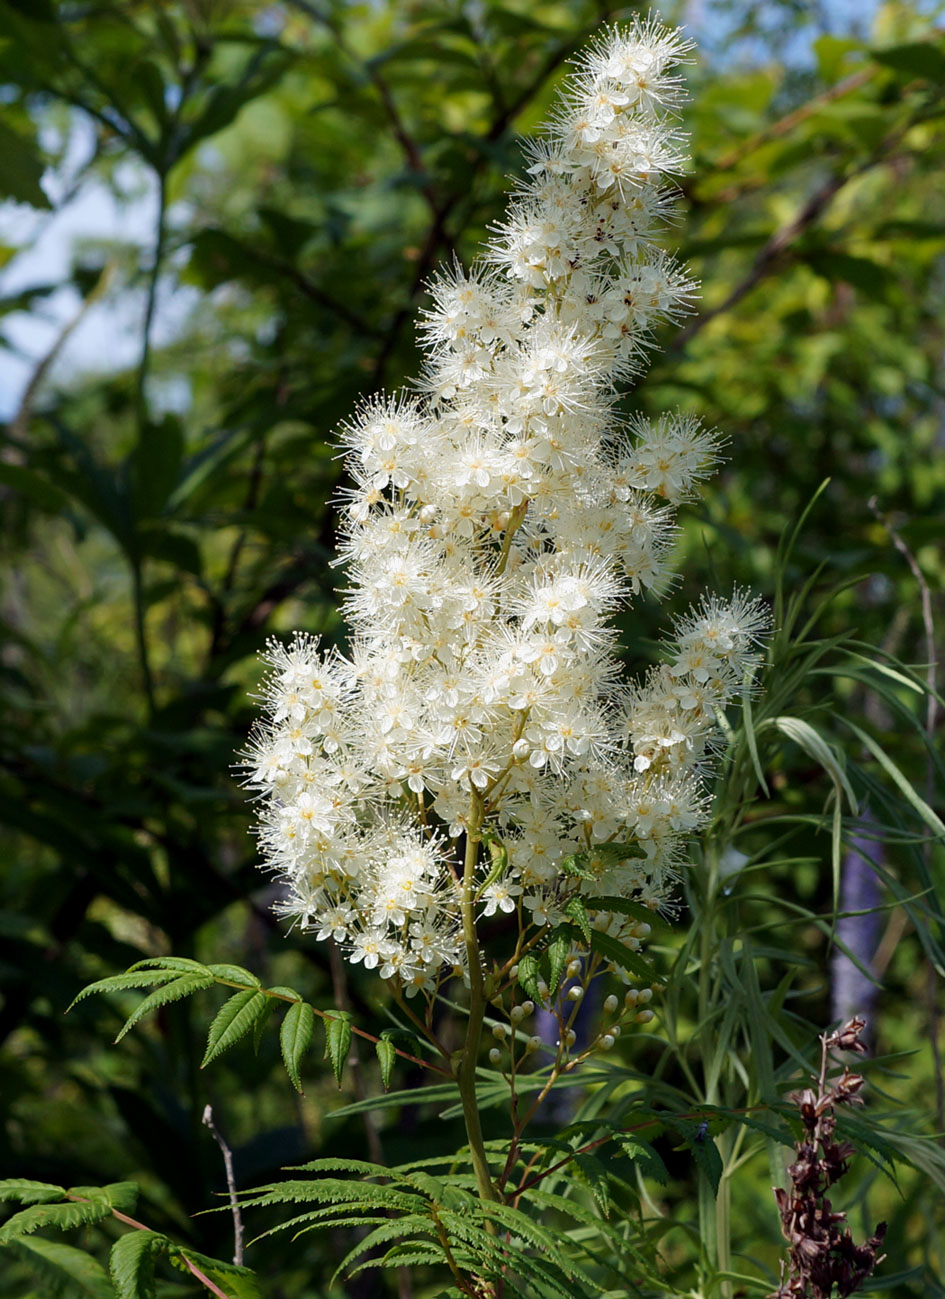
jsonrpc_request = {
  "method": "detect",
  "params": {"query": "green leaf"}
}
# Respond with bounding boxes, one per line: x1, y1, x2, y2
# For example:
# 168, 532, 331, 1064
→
0, 1180, 64, 1204
563, 897, 591, 944
872, 40, 945, 82
691, 1134, 724, 1196
0, 120, 50, 207
768, 715, 857, 810
67, 969, 187, 1012
113, 974, 215, 1042
69, 1183, 139, 1215
0, 1198, 113, 1244
7, 1236, 113, 1298
0, 464, 68, 512
205, 964, 262, 987
841, 719, 945, 839
588, 929, 656, 983
324, 1011, 352, 1087
173, 1249, 264, 1299
516, 954, 542, 1002
614, 1133, 669, 1185
544, 926, 571, 996
280, 999, 315, 1092
109, 1230, 169, 1299
375, 1031, 397, 1091
202, 989, 270, 1067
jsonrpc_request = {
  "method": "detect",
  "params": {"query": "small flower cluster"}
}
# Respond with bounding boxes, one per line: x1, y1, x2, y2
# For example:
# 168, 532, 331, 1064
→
244, 18, 767, 1001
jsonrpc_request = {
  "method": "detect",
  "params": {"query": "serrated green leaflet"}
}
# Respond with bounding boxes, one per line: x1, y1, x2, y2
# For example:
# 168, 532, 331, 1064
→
375, 1032, 396, 1090
280, 999, 315, 1091
114, 973, 216, 1043
7, 1236, 113, 1298
0, 1179, 64, 1204
564, 896, 591, 943
544, 926, 571, 994
202, 988, 270, 1066
516, 953, 542, 1001
323, 1011, 352, 1086
109, 1230, 169, 1299
0, 1197, 113, 1245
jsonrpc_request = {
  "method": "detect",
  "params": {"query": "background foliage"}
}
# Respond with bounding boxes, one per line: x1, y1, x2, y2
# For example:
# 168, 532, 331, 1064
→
1, 0, 943, 1296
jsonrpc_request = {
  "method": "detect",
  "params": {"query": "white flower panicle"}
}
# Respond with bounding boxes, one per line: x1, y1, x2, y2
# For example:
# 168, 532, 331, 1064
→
244, 19, 768, 1000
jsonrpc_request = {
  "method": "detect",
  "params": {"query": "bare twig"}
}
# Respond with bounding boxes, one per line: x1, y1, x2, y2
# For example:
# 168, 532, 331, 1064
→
202, 1104, 244, 1267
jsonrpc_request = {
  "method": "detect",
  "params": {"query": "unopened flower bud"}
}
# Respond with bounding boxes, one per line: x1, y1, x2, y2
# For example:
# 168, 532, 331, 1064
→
566, 985, 583, 1001
526, 1035, 541, 1053
510, 1005, 524, 1024
521, 1000, 535, 1016
492, 1023, 507, 1040
604, 994, 619, 1013
635, 1009, 654, 1024
488, 1047, 502, 1064
600, 1034, 615, 1050
637, 987, 653, 1004
564, 1029, 576, 1047
566, 959, 582, 977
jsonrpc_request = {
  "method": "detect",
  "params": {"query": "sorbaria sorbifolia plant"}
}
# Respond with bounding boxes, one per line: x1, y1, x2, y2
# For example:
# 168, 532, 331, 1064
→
19, 17, 791, 1299
244, 9, 767, 1214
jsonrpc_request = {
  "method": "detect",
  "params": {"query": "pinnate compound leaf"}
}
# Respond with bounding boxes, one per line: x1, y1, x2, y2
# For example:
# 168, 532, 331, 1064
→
7, 1236, 113, 1298
280, 999, 315, 1092
323, 1011, 352, 1087
375, 1031, 397, 1091
115, 974, 216, 1042
109, 1230, 169, 1299
202, 990, 270, 1067
0, 1179, 64, 1204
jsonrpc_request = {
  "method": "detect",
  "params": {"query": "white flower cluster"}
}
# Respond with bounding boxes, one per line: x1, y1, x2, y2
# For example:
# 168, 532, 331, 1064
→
244, 18, 767, 998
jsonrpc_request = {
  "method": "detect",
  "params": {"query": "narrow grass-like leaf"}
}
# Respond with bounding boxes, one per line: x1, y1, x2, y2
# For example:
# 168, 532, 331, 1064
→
323, 1011, 352, 1087
109, 1230, 169, 1299
280, 999, 315, 1092
0, 1180, 64, 1204
113, 974, 215, 1043
843, 718, 945, 837
770, 715, 857, 809
202, 989, 270, 1067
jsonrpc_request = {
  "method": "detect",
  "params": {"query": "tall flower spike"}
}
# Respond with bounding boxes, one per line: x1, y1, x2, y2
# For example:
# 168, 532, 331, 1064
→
244, 17, 768, 1000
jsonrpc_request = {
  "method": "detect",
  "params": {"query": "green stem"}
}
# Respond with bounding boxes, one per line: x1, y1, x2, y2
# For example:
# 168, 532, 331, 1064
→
456, 789, 500, 1209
